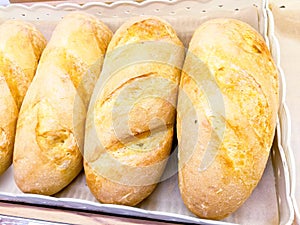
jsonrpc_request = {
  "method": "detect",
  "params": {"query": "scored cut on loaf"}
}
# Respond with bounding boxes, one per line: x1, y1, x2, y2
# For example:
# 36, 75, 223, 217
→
84, 16, 185, 206
0, 20, 46, 175
13, 12, 112, 195
177, 18, 279, 219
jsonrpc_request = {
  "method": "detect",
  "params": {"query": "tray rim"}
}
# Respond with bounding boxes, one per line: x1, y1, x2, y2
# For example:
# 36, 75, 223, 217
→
266, 0, 299, 223
0, 0, 179, 9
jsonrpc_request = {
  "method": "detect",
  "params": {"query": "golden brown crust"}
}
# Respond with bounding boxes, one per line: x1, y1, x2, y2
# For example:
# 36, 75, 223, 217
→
107, 17, 183, 52
84, 17, 184, 205
0, 20, 46, 175
177, 18, 279, 219
84, 161, 157, 206
13, 13, 112, 195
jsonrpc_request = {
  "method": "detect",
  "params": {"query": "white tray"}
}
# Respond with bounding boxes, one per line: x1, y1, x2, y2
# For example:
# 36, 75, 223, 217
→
0, 1, 295, 224
268, 0, 300, 224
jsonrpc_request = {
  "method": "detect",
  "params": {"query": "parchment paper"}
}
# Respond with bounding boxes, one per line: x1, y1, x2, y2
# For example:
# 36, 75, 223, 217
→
270, 0, 300, 223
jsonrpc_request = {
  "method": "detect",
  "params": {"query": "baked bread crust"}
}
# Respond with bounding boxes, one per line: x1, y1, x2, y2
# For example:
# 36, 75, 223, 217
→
0, 20, 46, 175
84, 17, 184, 206
177, 18, 279, 219
13, 13, 112, 195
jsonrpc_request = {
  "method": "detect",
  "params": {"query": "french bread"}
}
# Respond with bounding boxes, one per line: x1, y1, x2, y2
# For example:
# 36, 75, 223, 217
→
177, 18, 279, 219
0, 20, 46, 175
84, 17, 184, 206
13, 13, 112, 195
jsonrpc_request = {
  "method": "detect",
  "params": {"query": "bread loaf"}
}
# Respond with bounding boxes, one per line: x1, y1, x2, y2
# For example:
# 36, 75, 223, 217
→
0, 20, 46, 175
177, 18, 279, 219
84, 17, 184, 206
13, 13, 112, 195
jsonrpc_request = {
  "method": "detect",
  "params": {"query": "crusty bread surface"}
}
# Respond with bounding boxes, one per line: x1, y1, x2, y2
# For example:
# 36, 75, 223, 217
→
177, 18, 279, 219
13, 13, 112, 195
0, 20, 46, 175
84, 16, 184, 206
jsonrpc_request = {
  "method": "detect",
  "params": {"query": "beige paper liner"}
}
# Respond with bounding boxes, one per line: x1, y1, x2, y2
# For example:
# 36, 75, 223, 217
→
270, 0, 300, 223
